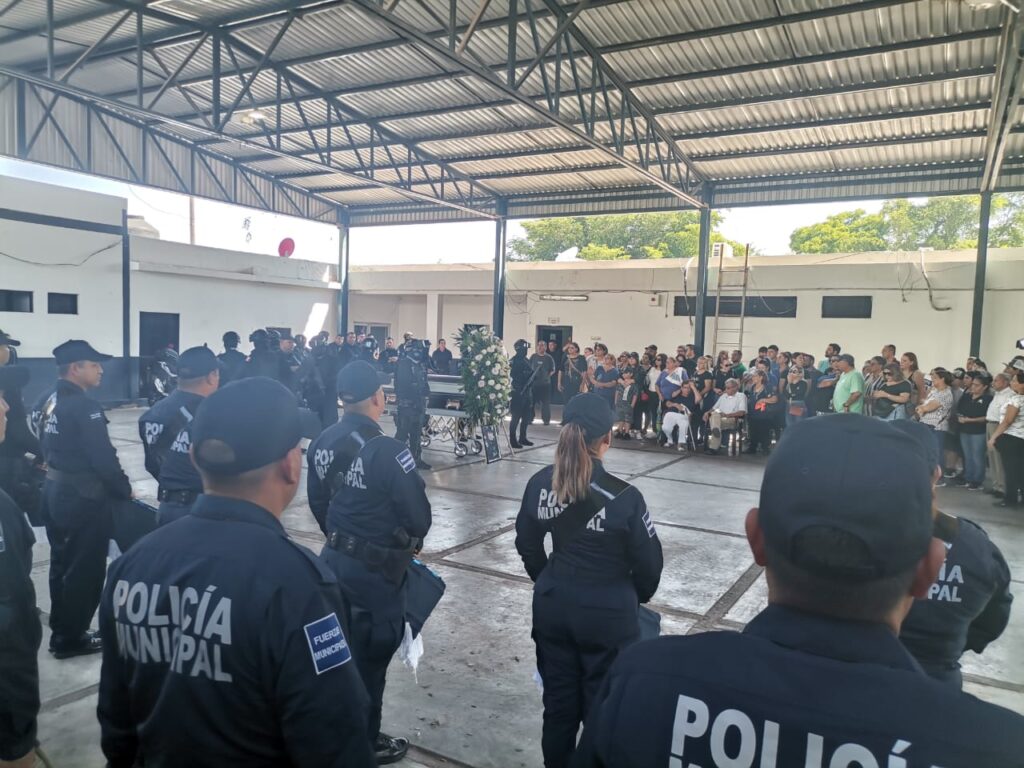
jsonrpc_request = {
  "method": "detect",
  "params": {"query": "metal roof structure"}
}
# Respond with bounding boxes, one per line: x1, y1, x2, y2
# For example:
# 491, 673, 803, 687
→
2, 0, 1024, 227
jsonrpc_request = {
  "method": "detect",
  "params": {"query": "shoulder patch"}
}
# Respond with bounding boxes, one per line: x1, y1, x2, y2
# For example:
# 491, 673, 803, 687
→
641, 508, 657, 539
304, 612, 351, 674
0, 520, 5, 553
89, 411, 104, 421
396, 448, 416, 474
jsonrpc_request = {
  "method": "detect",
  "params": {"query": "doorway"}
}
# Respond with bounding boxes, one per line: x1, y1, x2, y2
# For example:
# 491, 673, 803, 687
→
536, 325, 573, 403
139, 312, 180, 356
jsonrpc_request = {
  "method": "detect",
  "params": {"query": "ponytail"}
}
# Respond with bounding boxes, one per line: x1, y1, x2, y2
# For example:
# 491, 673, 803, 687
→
552, 422, 594, 505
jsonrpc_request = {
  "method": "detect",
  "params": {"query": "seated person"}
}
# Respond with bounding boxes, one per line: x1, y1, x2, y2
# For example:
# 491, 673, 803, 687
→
704, 378, 747, 454
660, 380, 701, 450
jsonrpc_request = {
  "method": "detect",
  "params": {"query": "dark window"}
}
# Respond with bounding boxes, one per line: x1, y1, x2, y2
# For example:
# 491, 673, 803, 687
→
674, 295, 797, 319
48, 292, 78, 315
0, 290, 33, 313
822, 295, 873, 319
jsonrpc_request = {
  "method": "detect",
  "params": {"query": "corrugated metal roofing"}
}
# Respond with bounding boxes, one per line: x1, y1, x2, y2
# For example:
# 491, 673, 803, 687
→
1, 0, 1022, 224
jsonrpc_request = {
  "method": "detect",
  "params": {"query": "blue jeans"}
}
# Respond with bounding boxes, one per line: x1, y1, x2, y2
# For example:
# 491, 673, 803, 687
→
960, 432, 987, 485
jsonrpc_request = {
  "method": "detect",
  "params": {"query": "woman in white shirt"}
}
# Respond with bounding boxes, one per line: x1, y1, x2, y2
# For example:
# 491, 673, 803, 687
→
988, 371, 1024, 508
917, 368, 954, 480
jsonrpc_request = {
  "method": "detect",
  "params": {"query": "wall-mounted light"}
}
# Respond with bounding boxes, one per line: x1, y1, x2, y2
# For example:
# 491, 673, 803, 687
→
539, 294, 588, 302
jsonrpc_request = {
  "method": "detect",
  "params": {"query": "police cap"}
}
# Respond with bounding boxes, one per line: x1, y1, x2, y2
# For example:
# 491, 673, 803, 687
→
53, 339, 112, 365
191, 377, 301, 476
759, 414, 933, 581
336, 360, 381, 404
0, 329, 20, 347
562, 393, 614, 442
177, 346, 220, 379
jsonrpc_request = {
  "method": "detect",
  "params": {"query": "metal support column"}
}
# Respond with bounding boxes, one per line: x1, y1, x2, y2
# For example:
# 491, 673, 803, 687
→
970, 191, 992, 357
212, 34, 221, 128
14, 78, 26, 157
493, 200, 508, 338
121, 210, 133, 400
693, 187, 713, 354
337, 207, 350, 336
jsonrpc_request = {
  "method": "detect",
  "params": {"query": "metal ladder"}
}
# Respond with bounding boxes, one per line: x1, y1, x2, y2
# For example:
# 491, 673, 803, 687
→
710, 244, 750, 358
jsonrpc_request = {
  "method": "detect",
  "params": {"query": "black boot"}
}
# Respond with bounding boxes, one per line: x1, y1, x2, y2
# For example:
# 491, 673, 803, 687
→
374, 734, 409, 765
519, 429, 534, 447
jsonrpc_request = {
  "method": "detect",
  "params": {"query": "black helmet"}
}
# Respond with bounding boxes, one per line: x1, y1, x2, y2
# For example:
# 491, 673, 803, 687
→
514, 339, 530, 353
405, 338, 427, 362
266, 328, 282, 343
223, 331, 240, 347
248, 328, 269, 344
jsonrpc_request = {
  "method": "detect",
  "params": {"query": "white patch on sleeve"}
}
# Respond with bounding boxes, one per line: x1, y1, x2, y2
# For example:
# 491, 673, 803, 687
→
396, 449, 416, 474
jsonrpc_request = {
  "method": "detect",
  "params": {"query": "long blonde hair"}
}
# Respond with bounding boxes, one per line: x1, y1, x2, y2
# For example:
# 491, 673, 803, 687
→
552, 423, 602, 505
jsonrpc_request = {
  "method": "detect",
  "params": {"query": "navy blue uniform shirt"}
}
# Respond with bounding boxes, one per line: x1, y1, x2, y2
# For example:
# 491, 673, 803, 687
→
394, 357, 428, 403
307, 412, 431, 542
216, 348, 246, 383
572, 604, 1024, 767
515, 461, 662, 602
97, 494, 374, 768
900, 517, 1013, 681
41, 379, 131, 499
138, 390, 204, 492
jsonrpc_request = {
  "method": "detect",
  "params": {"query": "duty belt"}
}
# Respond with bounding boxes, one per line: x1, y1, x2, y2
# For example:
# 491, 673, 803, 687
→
45, 467, 105, 499
158, 487, 199, 505
326, 531, 414, 585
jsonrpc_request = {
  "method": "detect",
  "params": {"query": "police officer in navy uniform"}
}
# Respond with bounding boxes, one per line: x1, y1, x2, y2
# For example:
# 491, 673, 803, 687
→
892, 419, 1014, 688
308, 361, 432, 765
138, 346, 220, 526
97, 377, 375, 767
0, 330, 43, 508
394, 338, 431, 470
516, 393, 662, 768
216, 331, 247, 383
571, 415, 1024, 768
41, 340, 132, 659
509, 339, 536, 449
0, 390, 43, 768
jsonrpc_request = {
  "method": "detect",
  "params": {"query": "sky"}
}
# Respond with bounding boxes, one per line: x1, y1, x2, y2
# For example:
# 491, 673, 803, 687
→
1, 157, 884, 263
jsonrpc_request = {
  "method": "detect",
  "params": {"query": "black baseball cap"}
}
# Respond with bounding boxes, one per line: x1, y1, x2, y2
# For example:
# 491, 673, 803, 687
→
0, 329, 20, 347
562, 393, 614, 442
191, 377, 301, 476
336, 360, 382, 403
53, 340, 112, 365
759, 414, 934, 581
177, 346, 220, 379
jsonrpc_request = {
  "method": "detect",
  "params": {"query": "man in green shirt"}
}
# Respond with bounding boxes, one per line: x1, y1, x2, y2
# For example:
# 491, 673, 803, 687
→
833, 353, 866, 414
730, 349, 747, 377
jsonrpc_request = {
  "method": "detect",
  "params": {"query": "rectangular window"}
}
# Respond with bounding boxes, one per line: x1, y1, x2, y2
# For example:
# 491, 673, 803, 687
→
821, 295, 873, 319
48, 292, 78, 315
674, 295, 797, 319
0, 290, 33, 313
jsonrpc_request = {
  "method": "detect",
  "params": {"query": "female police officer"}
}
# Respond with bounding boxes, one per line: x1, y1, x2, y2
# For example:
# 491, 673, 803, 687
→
515, 393, 663, 768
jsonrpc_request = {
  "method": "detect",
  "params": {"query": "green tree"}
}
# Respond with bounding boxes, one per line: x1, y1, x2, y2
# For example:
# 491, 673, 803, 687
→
509, 211, 745, 261
790, 194, 1024, 253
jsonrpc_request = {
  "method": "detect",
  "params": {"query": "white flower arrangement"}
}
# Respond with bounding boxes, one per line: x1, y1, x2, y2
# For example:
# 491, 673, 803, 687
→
455, 326, 511, 426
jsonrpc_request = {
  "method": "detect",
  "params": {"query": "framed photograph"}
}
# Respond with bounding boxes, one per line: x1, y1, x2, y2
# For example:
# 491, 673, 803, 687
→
482, 424, 502, 464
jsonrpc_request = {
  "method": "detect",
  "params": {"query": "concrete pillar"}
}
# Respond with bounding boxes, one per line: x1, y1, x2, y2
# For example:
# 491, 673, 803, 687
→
426, 292, 442, 343
493, 200, 508, 338
336, 207, 350, 335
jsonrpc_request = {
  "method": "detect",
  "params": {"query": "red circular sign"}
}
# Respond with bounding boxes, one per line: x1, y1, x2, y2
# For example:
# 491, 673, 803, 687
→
278, 237, 295, 257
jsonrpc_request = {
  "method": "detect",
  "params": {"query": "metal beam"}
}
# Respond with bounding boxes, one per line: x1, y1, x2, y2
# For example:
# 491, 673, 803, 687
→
493, 200, 508, 339
121, 209, 133, 400
337, 207, 350, 336
349, 0, 704, 207
971, 191, 992, 357
456, 0, 495, 55
694, 186, 712, 355
981, 7, 1024, 191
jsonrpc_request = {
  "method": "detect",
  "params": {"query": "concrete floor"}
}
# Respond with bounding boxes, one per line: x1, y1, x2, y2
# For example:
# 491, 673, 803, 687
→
28, 406, 1024, 767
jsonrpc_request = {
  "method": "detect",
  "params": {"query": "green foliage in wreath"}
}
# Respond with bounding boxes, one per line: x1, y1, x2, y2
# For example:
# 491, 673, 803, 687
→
453, 327, 511, 427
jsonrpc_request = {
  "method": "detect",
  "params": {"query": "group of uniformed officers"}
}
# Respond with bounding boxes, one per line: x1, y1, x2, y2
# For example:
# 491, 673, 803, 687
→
0, 325, 1022, 768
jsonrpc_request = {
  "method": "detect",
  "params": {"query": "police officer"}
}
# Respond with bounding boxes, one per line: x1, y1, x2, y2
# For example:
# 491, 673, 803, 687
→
381, 337, 400, 376
243, 328, 287, 384
41, 340, 132, 659
97, 377, 375, 766
311, 331, 341, 428
360, 335, 381, 368
217, 331, 247, 383
892, 419, 1013, 688
571, 415, 1024, 767
138, 346, 220, 526
0, 392, 43, 768
0, 331, 43, 514
516, 393, 662, 768
394, 338, 431, 470
510, 339, 536, 449
308, 361, 432, 765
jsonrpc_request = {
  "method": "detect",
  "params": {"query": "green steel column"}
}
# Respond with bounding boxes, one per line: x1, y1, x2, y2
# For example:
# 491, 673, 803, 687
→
970, 191, 992, 357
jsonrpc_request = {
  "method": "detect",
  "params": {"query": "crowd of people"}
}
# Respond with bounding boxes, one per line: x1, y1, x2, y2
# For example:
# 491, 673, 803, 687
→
0, 322, 1022, 768
520, 337, 1024, 509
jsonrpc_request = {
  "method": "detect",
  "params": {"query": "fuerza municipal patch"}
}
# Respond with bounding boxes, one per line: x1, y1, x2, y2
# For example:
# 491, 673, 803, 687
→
396, 448, 416, 474
304, 613, 351, 675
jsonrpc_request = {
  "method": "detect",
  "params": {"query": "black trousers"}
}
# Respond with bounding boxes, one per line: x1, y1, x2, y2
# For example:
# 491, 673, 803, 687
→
996, 433, 1024, 504
394, 405, 425, 461
43, 480, 112, 648
346, 604, 403, 741
510, 393, 532, 442
532, 384, 552, 425
748, 417, 772, 451
532, 572, 639, 768
319, 388, 339, 428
